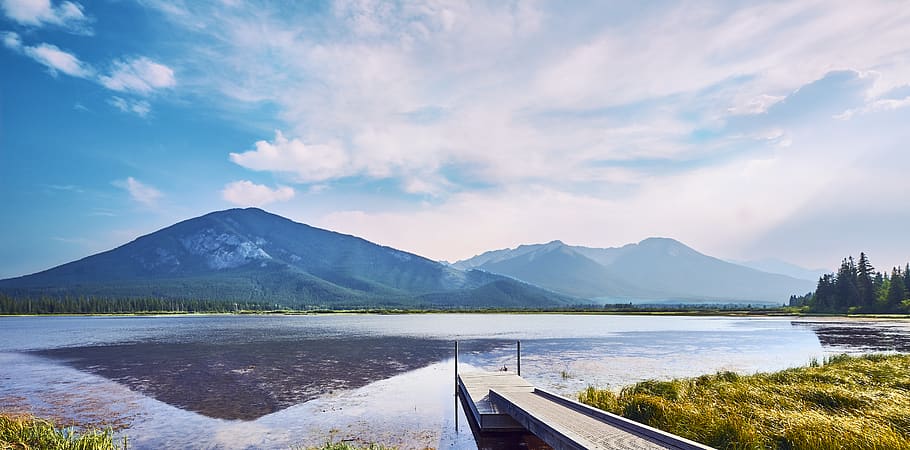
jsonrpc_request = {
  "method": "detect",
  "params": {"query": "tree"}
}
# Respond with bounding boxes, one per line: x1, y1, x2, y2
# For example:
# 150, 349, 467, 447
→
856, 253, 875, 310
886, 267, 907, 311
833, 257, 860, 310
812, 274, 836, 311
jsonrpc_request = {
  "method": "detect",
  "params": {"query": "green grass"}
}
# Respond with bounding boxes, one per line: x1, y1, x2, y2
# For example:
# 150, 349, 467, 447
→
302, 442, 396, 450
0, 414, 126, 450
578, 353, 910, 450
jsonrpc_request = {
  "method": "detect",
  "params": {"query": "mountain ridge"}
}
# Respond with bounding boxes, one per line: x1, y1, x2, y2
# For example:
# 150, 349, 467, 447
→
0, 208, 574, 309
455, 238, 814, 303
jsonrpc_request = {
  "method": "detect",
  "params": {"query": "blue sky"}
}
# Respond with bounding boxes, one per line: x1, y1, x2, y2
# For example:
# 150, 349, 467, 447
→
2, 0, 910, 278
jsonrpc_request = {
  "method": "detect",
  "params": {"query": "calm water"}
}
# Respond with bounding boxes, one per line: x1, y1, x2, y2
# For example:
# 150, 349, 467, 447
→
1, 314, 909, 449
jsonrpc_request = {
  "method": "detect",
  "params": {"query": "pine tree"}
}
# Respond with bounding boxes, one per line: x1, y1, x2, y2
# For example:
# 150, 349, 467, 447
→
904, 263, 910, 295
856, 252, 875, 310
886, 267, 907, 311
834, 257, 860, 310
812, 274, 835, 311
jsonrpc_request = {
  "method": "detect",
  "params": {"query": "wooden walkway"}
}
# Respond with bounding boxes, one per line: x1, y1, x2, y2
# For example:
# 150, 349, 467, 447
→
458, 372, 714, 450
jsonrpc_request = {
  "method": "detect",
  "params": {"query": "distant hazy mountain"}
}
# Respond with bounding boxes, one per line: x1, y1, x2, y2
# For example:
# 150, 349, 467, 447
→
730, 258, 829, 282
0, 208, 572, 309
454, 238, 815, 303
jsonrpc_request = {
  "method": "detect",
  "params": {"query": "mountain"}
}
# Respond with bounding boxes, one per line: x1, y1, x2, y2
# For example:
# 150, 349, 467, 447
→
730, 258, 829, 282
0, 208, 573, 309
454, 238, 815, 303
453, 240, 647, 299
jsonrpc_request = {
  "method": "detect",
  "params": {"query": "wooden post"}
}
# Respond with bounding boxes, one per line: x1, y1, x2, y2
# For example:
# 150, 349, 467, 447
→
454, 340, 459, 432
517, 340, 521, 376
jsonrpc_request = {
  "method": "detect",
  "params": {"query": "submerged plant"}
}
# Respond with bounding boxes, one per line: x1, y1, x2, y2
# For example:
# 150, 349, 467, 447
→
578, 353, 910, 450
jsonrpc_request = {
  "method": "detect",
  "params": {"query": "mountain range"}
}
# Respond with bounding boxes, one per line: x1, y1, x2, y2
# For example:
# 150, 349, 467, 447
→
0, 208, 572, 309
453, 238, 815, 303
0, 208, 815, 308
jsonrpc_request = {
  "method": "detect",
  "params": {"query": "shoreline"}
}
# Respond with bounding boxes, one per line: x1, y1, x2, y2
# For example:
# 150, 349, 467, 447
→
1, 309, 909, 319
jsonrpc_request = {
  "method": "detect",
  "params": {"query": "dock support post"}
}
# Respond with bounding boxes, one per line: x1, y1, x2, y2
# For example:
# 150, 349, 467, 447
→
517, 340, 521, 376
455, 340, 459, 432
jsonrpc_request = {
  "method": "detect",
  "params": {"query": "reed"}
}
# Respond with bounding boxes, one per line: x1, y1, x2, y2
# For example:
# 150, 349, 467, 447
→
578, 353, 910, 449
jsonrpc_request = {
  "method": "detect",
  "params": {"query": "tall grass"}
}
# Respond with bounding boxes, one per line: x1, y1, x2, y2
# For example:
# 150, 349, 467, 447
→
0, 414, 126, 450
302, 442, 397, 450
578, 353, 910, 450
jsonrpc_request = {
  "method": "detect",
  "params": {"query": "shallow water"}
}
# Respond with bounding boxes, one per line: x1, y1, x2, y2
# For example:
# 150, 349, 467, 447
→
1, 314, 909, 449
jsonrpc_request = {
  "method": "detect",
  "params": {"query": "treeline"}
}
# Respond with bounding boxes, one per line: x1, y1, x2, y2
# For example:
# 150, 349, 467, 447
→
0, 295, 279, 314
789, 253, 910, 313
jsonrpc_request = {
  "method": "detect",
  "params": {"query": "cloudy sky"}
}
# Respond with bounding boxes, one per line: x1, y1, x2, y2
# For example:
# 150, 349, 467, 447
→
2, 0, 909, 279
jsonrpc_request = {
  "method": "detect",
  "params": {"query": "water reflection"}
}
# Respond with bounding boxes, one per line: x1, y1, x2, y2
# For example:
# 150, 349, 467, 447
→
35, 337, 469, 420
793, 319, 910, 353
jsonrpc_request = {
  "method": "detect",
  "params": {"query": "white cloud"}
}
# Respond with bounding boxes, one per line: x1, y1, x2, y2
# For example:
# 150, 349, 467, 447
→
221, 180, 295, 206
2, 33, 93, 78
100, 57, 176, 95
1, 30, 21, 49
835, 96, 910, 120
728, 94, 786, 115
108, 96, 151, 117
0, 0, 91, 33
4, 32, 173, 117
175, 1, 905, 195
22, 42, 92, 78
229, 131, 351, 183
114, 177, 163, 207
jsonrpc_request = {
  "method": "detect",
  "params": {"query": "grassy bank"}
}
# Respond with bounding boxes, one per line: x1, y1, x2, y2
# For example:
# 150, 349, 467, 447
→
579, 353, 910, 449
0, 414, 126, 450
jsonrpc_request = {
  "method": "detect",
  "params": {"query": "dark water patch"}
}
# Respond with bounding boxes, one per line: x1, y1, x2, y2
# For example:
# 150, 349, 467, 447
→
33, 337, 503, 421
793, 321, 910, 352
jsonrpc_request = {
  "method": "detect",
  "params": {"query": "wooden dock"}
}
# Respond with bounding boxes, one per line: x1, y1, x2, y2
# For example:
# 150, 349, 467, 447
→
457, 372, 714, 450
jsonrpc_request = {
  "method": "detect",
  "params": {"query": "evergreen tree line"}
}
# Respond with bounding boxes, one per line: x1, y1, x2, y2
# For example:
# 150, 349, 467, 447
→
0, 295, 280, 315
790, 252, 910, 313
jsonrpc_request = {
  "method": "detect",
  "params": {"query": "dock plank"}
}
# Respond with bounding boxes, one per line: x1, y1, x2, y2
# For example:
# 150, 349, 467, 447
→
492, 389, 674, 450
458, 372, 714, 450
457, 371, 532, 431
459, 372, 534, 414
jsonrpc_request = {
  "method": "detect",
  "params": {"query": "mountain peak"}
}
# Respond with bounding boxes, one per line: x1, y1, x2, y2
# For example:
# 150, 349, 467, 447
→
638, 237, 684, 246
207, 207, 274, 218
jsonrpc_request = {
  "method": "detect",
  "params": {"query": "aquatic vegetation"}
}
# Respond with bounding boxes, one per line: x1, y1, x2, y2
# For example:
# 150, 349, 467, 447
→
578, 353, 910, 449
0, 414, 126, 450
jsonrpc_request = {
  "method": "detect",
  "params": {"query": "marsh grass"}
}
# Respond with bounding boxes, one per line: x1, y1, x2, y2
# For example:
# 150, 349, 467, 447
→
578, 353, 910, 449
303, 442, 398, 450
0, 414, 126, 450
297, 441, 406, 450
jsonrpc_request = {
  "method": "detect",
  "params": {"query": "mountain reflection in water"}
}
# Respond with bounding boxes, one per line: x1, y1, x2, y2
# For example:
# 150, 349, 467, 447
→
34, 337, 504, 421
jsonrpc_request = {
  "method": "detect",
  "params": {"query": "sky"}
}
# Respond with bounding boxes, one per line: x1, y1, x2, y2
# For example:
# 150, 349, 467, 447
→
1, 0, 910, 279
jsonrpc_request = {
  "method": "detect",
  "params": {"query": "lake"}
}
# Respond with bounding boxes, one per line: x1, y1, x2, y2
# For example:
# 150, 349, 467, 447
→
1, 314, 909, 449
